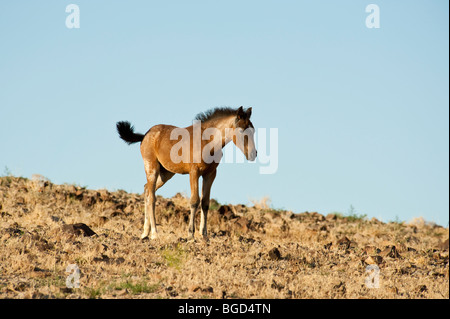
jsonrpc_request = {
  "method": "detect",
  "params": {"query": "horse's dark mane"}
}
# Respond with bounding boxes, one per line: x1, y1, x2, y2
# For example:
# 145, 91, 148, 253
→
194, 107, 237, 123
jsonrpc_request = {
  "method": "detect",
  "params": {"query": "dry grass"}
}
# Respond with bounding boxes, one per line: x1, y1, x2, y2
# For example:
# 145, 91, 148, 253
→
0, 175, 448, 299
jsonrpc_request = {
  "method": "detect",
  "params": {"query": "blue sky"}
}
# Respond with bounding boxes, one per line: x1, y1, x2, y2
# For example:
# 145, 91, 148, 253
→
0, 1, 448, 226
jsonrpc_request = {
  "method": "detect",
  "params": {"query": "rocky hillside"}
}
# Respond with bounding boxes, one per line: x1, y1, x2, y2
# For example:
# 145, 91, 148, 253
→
0, 175, 448, 299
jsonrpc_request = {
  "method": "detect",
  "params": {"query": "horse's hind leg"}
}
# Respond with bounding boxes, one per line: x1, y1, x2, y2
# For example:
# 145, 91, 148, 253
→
141, 183, 150, 239
141, 162, 174, 240
141, 159, 159, 240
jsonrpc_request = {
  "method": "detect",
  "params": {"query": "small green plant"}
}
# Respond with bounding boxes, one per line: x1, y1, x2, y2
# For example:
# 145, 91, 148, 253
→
161, 244, 186, 270
1, 166, 13, 184
345, 205, 367, 222
109, 276, 159, 295
84, 287, 104, 299
346, 212, 367, 222
329, 206, 367, 222
209, 198, 221, 211
35, 274, 66, 289
114, 281, 158, 295
389, 215, 404, 224
2, 166, 12, 177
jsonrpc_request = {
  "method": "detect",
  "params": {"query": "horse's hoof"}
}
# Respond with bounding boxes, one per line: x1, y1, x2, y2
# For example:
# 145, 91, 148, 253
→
140, 234, 149, 240
150, 233, 158, 240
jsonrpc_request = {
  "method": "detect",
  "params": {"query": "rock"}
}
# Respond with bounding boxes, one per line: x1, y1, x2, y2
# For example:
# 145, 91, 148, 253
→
437, 238, 449, 251
98, 189, 112, 202
82, 195, 97, 207
166, 286, 178, 297
60, 287, 73, 294
93, 254, 125, 265
30, 267, 52, 278
238, 236, 256, 244
31, 174, 51, 192
50, 216, 62, 223
4, 223, 24, 237
310, 212, 325, 221
164, 200, 175, 209
415, 285, 427, 294
116, 289, 128, 296
364, 246, 381, 255
75, 189, 84, 199
268, 247, 281, 261
337, 236, 351, 249
0, 211, 11, 218
110, 211, 125, 218
284, 211, 294, 219
271, 280, 284, 291
62, 223, 97, 237
189, 285, 201, 293
379, 245, 401, 259
370, 217, 381, 223
202, 286, 214, 293
215, 230, 229, 237
124, 205, 134, 214
10, 280, 30, 292
16, 197, 25, 205
266, 211, 282, 222
93, 254, 110, 263
248, 279, 265, 289
407, 247, 417, 253
332, 281, 346, 295
34, 236, 53, 251
189, 285, 213, 294
388, 286, 399, 295
95, 216, 108, 226
326, 213, 337, 221
234, 217, 250, 232
218, 205, 235, 220
365, 256, 383, 265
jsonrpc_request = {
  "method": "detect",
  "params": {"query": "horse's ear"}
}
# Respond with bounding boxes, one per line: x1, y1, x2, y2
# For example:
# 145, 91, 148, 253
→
245, 107, 252, 118
236, 106, 245, 119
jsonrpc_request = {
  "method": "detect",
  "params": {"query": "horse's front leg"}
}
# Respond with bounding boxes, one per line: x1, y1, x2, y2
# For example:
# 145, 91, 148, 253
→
200, 168, 216, 239
188, 170, 200, 239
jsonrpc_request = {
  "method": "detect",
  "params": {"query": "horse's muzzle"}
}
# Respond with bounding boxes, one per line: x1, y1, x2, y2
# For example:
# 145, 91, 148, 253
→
248, 150, 257, 161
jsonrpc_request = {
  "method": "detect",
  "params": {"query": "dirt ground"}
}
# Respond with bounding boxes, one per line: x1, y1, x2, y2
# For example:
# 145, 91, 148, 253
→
0, 175, 448, 299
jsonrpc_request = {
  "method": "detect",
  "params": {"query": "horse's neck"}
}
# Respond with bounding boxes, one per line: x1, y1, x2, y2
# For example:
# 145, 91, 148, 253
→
203, 116, 236, 148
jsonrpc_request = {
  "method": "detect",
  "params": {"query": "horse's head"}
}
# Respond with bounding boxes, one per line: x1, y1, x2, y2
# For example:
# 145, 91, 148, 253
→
233, 106, 257, 161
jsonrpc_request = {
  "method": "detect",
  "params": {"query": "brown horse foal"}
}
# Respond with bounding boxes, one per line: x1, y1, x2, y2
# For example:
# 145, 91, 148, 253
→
117, 106, 257, 240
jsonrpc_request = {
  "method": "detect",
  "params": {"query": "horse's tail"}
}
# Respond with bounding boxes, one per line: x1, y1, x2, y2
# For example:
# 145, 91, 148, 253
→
116, 121, 145, 145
